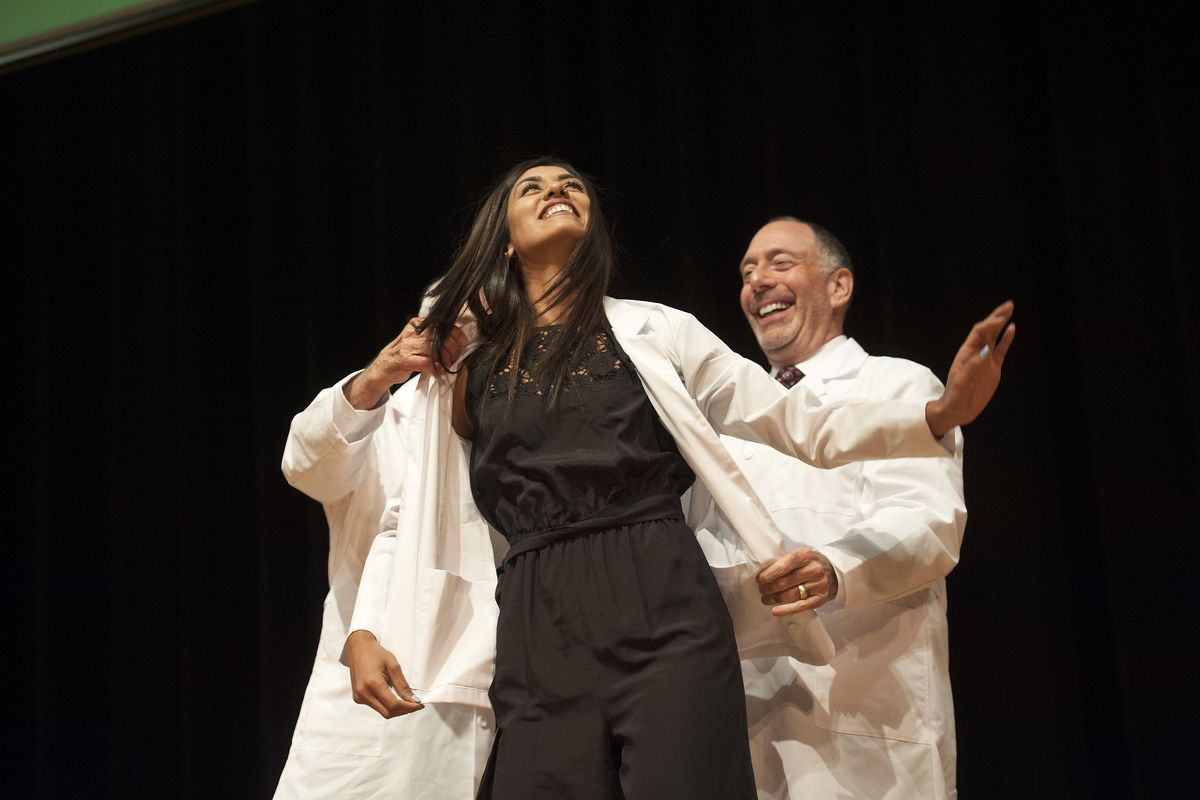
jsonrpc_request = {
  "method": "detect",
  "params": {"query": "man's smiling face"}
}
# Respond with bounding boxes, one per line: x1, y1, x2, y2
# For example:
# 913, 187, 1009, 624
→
739, 220, 841, 368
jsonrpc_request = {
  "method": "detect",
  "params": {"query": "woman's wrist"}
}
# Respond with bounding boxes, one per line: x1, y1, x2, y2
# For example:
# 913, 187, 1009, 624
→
925, 398, 950, 440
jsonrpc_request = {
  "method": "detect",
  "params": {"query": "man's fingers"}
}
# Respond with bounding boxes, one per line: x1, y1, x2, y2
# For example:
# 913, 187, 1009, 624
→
759, 571, 815, 597
762, 586, 801, 606
386, 317, 424, 347
758, 562, 826, 596
757, 548, 812, 584
770, 594, 826, 616
399, 353, 436, 374
760, 577, 828, 606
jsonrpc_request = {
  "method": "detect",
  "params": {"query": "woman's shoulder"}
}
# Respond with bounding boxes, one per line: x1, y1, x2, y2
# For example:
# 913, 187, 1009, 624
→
603, 296, 698, 328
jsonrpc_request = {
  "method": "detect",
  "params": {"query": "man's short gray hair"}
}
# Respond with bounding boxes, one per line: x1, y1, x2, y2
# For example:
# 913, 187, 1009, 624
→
768, 216, 854, 276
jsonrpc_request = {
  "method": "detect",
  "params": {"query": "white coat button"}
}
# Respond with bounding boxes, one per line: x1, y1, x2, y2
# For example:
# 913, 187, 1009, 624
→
479, 717, 490, 730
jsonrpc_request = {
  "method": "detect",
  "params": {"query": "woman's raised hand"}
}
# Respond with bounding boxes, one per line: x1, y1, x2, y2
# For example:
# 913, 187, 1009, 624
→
925, 301, 1016, 438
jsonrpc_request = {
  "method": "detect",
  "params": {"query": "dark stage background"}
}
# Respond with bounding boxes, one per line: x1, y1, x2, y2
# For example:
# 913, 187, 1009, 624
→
3, 1, 1197, 797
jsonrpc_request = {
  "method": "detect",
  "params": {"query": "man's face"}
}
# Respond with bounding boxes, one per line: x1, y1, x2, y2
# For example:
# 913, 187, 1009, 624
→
739, 220, 840, 368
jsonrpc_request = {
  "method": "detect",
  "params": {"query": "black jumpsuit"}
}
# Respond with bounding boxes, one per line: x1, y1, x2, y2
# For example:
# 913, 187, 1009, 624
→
468, 324, 756, 800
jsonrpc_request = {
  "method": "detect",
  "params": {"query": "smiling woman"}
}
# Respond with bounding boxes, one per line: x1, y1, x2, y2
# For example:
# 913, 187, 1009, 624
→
281, 156, 1014, 799
421, 159, 615, 408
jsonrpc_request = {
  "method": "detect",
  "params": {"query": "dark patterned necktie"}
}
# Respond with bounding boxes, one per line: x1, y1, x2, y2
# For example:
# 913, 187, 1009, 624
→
775, 365, 804, 389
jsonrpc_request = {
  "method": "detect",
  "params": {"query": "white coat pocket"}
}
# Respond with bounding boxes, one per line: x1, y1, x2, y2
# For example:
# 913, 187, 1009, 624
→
407, 568, 499, 701
292, 628, 386, 757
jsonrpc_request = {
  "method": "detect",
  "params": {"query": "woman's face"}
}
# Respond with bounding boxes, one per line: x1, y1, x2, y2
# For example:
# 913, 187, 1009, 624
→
505, 164, 590, 263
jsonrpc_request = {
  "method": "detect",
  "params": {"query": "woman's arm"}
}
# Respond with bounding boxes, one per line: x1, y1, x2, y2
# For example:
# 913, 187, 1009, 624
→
924, 301, 1016, 437
673, 302, 1014, 465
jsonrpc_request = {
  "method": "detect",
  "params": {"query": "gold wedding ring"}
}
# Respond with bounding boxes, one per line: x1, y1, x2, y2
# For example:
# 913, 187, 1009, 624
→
797, 583, 808, 601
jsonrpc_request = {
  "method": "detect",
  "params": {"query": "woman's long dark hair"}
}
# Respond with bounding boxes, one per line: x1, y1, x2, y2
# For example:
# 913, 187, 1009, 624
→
420, 157, 615, 403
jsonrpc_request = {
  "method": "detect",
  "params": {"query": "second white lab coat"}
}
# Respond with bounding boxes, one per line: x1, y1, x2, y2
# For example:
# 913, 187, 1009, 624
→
725, 336, 966, 799
275, 376, 494, 799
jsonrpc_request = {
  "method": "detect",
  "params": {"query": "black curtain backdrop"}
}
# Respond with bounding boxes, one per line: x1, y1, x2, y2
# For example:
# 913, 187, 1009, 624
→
3, 1, 1197, 797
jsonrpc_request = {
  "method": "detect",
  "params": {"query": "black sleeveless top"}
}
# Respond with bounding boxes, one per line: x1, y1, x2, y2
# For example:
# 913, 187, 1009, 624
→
465, 323, 695, 556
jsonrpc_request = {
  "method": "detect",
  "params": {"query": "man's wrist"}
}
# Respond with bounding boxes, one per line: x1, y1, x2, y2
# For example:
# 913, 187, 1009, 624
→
344, 371, 394, 410
814, 551, 839, 601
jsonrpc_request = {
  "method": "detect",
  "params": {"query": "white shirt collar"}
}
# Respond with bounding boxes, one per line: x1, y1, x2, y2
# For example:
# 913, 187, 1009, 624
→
771, 335, 858, 381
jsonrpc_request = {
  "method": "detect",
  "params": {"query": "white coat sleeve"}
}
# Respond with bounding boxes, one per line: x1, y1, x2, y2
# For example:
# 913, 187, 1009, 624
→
281, 371, 391, 506
666, 311, 950, 465
346, 528, 395, 642
818, 366, 968, 609
345, 373, 439, 650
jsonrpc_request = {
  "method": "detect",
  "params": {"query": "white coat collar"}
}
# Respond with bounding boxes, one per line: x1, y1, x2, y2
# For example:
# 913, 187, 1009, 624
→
798, 335, 865, 377
603, 296, 658, 337
774, 336, 867, 398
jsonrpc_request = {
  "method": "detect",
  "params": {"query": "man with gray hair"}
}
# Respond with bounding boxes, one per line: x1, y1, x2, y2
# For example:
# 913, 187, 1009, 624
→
732, 217, 966, 798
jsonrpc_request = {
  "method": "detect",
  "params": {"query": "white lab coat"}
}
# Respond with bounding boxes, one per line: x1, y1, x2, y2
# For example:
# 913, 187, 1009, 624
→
274, 376, 494, 799
276, 299, 950, 798
724, 336, 966, 799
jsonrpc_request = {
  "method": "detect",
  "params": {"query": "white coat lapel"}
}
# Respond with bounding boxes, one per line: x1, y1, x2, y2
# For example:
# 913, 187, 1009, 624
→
376, 372, 500, 704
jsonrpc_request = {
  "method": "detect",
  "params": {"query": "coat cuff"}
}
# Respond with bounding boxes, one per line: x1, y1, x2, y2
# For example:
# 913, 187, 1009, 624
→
331, 371, 389, 443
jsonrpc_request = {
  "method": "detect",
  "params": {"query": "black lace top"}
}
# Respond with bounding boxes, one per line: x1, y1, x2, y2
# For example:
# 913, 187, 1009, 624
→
465, 322, 695, 550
